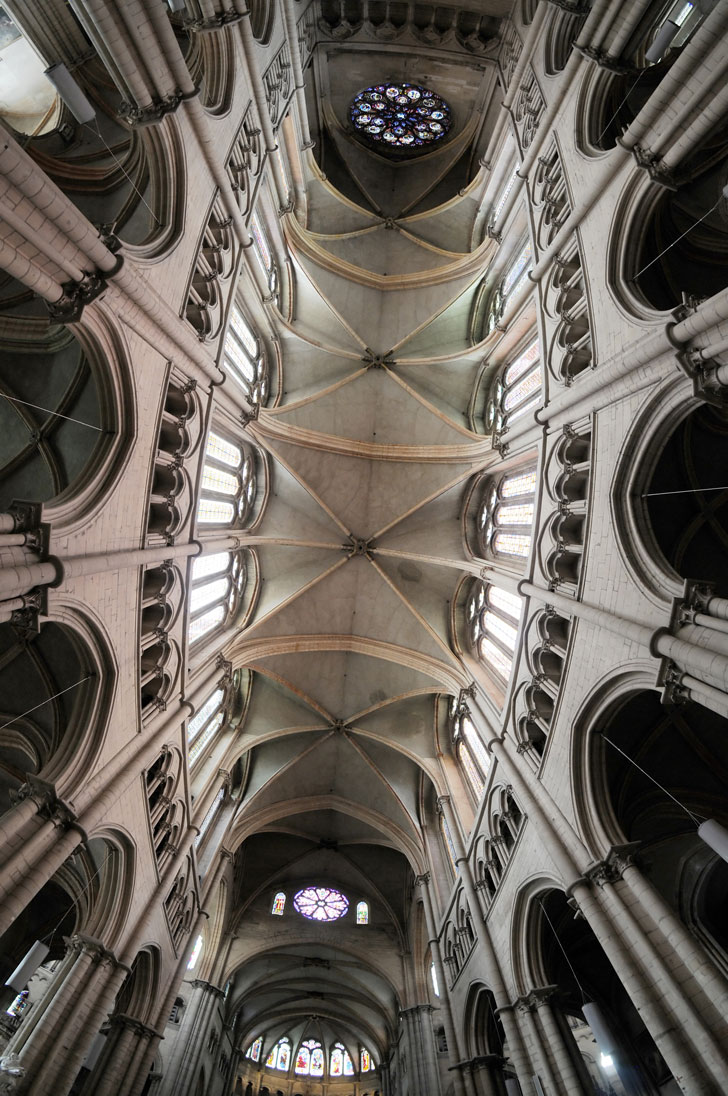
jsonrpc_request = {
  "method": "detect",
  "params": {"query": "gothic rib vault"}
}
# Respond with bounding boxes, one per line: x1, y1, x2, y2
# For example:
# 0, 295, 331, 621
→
224, 45, 502, 1074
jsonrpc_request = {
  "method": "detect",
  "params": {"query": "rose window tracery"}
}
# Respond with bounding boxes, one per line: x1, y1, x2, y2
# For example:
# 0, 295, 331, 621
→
293, 886, 349, 921
350, 83, 451, 148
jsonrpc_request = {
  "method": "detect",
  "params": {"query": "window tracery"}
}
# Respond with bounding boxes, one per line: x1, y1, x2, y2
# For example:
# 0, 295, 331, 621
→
485, 338, 542, 437
187, 687, 226, 766
450, 700, 492, 800
293, 886, 349, 921
250, 215, 279, 301
224, 304, 269, 407
360, 1047, 374, 1071
350, 83, 451, 148
477, 467, 537, 562
266, 1037, 291, 1071
330, 1042, 354, 1076
187, 550, 247, 647
245, 1036, 262, 1061
440, 813, 459, 877
197, 431, 257, 531
486, 241, 533, 336
296, 1039, 324, 1075
467, 581, 524, 683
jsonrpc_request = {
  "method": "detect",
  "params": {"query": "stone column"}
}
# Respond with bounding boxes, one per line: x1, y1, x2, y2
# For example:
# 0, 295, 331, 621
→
529, 987, 589, 1095
515, 995, 559, 1096
399, 1004, 441, 1096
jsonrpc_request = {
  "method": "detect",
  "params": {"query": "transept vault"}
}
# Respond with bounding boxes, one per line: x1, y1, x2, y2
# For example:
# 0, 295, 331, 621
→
0, 2, 727, 1096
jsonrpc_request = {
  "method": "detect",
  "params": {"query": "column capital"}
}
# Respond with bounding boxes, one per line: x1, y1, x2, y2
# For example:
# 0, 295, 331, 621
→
584, 842, 641, 886
415, 872, 431, 887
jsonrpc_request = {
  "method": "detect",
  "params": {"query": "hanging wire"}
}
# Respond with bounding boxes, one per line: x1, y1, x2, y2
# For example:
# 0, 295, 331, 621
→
539, 899, 587, 1005
83, 119, 161, 227
42, 849, 116, 945
1, 394, 106, 433
599, 732, 702, 825
632, 195, 724, 280
595, 73, 644, 146
641, 486, 728, 497
0, 674, 93, 734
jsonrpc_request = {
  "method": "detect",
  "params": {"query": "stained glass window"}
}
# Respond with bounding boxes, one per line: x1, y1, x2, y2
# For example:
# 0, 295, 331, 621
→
187, 934, 203, 970
331, 1046, 344, 1076
188, 689, 224, 741
431, 961, 440, 997
477, 467, 536, 562
231, 305, 258, 360
451, 701, 491, 799
486, 241, 533, 335
356, 900, 369, 925
485, 338, 541, 435
246, 1037, 262, 1062
188, 603, 226, 644
440, 813, 458, 876
491, 165, 519, 224
360, 1048, 373, 1072
197, 499, 235, 525
201, 466, 239, 497
462, 716, 491, 779
295, 1040, 323, 1075
293, 886, 349, 921
189, 711, 223, 764
344, 1047, 354, 1074
272, 891, 286, 915
225, 304, 270, 406
191, 553, 229, 582
266, 1038, 290, 1070
467, 579, 525, 684
206, 432, 241, 469
190, 577, 230, 614
458, 739, 484, 798
350, 83, 451, 148
251, 216, 272, 271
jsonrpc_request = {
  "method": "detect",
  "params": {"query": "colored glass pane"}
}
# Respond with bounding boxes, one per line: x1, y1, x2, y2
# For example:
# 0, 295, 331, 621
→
350, 83, 451, 149
361, 1048, 372, 1072
187, 934, 203, 970
440, 814, 458, 875
191, 553, 229, 582
493, 532, 531, 557
356, 900, 369, 925
189, 711, 223, 762
488, 588, 522, 621
331, 1047, 343, 1076
251, 217, 272, 271
266, 1046, 276, 1067
495, 502, 534, 527
201, 465, 238, 497
278, 1042, 290, 1071
295, 1047, 310, 1074
504, 367, 541, 413
230, 306, 258, 359
206, 432, 241, 468
293, 886, 349, 921
503, 243, 532, 296
188, 689, 223, 739
272, 891, 286, 915
504, 339, 540, 386
462, 716, 491, 778
188, 603, 226, 643
190, 577, 229, 614
501, 469, 537, 498
483, 610, 517, 651
197, 498, 235, 525
458, 740, 484, 798
492, 166, 519, 223
479, 636, 512, 679
246, 1037, 262, 1062
310, 1047, 324, 1076
344, 1048, 354, 1074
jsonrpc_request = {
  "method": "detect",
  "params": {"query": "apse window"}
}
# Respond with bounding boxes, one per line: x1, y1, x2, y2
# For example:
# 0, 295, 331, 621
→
266, 1038, 291, 1071
245, 1037, 262, 1062
296, 1039, 324, 1076
271, 891, 286, 915
350, 83, 451, 149
356, 900, 369, 924
331, 1043, 354, 1076
293, 886, 349, 921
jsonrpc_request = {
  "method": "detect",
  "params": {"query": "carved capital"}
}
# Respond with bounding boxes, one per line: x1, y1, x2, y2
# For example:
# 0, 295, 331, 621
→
46, 271, 108, 322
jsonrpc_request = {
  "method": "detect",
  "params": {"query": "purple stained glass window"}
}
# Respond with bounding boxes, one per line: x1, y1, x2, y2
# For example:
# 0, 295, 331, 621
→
293, 885, 349, 921
350, 83, 451, 149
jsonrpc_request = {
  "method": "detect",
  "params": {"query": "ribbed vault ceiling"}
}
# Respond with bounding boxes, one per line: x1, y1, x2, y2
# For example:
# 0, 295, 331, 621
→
225, 23, 502, 1061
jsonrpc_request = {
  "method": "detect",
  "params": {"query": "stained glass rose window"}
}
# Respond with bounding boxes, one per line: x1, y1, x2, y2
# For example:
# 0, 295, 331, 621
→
293, 886, 349, 921
350, 83, 451, 148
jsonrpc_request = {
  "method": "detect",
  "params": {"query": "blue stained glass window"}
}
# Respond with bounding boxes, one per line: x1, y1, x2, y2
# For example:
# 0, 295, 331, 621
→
350, 83, 451, 149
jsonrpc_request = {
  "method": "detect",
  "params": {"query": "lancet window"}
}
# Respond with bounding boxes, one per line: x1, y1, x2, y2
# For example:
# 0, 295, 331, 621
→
467, 581, 524, 683
271, 891, 286, 915
486, 241, 533, 335
224, 304, 269, 406
296, 1039, 324, 1076
486, 338, 542, 435
440, 813, 459, 876
356, 900, 369, 924
477, 467, 537, 561
187, 934, 203, 970
451, 700, 492, 800
266, 1038, 291, 1071
488, 164, 519, 233
196, 431, 257, 530
361, 1048, 374, 1072
245, 1037, 262, 1061
431, 960, 440, 997
187, 688, 226, 766
330, 1043, 354, 1076
250, 214, 278, 298
187, 550, 247, 647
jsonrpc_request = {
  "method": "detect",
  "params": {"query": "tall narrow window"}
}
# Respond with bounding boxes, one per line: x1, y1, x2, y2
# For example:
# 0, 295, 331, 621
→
440, 813, 458, 876
246, 1037, 262, 1062
250, 214, 278, 297
224, 304, 269, 406
466, 581, 523, 683
197, 431, 257, 530
266, 1038, 291, 1071
272, 891, 286, 915
490, 164, 519, 226
331, 1044, 353, 1076
486, 338, 541, 435
295, 1039, 324, 1075
478, 467, 537, 561
486, 241, 533, 335
431, 960, 440, 997
187, 935, 203, 970
187, 688, 225, 765
356, 900, 369, 925
360, 1048, 373, 1072
187, 551, 248, 648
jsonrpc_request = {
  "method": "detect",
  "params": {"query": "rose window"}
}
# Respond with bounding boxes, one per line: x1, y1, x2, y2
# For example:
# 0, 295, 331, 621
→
293, 886, 349, 921
350, 83, 451, 148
